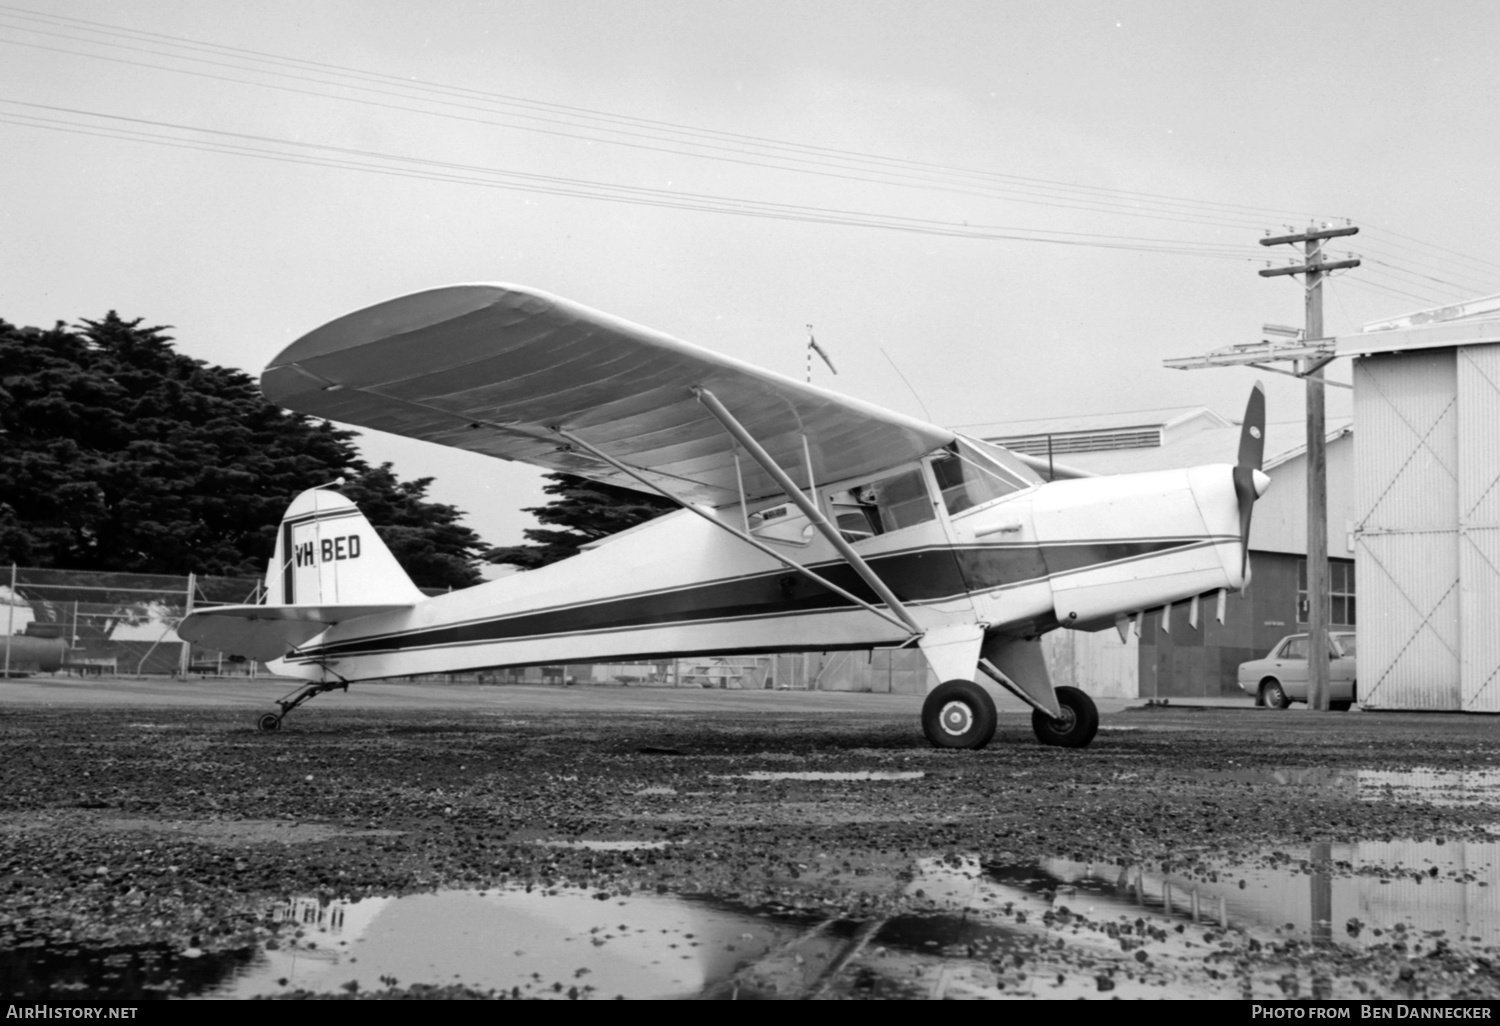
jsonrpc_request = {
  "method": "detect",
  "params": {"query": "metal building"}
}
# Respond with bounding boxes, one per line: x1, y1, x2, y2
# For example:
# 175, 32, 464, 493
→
1341, 298, 1500, 711
965, 406, 1355, 699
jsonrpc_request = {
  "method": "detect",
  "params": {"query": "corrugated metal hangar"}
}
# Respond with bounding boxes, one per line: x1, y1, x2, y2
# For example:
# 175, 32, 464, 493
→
1343, 297, 1500, 712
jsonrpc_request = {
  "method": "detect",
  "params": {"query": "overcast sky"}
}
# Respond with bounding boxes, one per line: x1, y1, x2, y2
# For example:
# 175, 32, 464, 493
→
4, 1, 1498, 554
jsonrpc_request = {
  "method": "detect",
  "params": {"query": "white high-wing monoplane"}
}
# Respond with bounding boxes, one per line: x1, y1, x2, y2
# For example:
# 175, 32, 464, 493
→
180, 284, 1269, 750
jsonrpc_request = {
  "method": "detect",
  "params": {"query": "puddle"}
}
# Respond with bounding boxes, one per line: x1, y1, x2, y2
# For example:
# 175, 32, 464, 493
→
212, 887, 1024, 999
721, 771, 926, 781
1199, 766, 1500, 808
0, 941, 257, 999
0, 877, 1191, 1000
9, 835, 1500, 999
537, 840, 670, 851
980, 837, 1500, 951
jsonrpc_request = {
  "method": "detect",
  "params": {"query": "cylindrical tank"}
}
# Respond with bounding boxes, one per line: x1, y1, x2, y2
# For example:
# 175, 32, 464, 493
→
0, 635, 68, 674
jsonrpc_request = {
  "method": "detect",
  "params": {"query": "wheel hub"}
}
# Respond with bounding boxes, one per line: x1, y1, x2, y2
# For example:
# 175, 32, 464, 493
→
1050, 705, 1077, 732
939, 700, 974, 736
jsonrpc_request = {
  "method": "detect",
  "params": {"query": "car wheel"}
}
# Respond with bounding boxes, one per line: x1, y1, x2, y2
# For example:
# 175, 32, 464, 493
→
1260, 679, 1290, 710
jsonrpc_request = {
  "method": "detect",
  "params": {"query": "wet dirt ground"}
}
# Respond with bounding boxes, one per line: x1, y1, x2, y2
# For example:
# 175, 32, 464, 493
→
3, 680, 1500, 1000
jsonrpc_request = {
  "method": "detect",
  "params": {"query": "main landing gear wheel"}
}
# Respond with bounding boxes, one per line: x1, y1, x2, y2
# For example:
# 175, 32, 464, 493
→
922, 679, 998, 750
1031, 686, 1099, 749
257, 713, 282, 732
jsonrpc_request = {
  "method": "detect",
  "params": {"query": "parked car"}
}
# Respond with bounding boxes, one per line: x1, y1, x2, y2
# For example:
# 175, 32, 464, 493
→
1237, 632, 1357, 710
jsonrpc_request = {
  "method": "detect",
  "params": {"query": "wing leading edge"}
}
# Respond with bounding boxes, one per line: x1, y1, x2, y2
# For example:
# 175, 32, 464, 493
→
262, 284, 954, 506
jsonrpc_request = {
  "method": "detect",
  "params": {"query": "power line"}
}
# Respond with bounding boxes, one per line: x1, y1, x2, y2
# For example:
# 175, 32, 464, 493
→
0, 101, 1266, 257
7, 4, 1497, 291
0, 4, 1326, 231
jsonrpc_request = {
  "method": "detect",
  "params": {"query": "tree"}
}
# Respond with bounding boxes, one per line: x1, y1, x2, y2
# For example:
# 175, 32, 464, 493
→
485, 473, 675, 570
0, 313, 487, 588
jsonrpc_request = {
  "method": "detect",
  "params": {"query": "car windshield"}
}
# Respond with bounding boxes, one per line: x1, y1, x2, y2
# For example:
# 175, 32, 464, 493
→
1334, 634, 1356, 657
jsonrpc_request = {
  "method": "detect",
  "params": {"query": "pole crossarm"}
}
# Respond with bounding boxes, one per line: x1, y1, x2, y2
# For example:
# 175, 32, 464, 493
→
1260, 225, 1359, 246
1259, 258, 1362, 279
692, 387, 926, 634
552, 428, 920, 636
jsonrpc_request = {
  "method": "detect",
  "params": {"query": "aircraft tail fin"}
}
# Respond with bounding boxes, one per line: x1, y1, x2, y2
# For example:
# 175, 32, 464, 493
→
264, 486, 426, 606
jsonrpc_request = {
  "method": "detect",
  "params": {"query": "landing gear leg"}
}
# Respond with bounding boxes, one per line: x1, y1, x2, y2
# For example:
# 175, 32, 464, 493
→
257, 680, 347, 731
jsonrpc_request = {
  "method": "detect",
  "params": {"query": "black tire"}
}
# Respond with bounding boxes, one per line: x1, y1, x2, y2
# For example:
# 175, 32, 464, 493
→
257, 713, 282, 732
922, 680, 998, 750
1031, 686, 1099, 748
1260, 679, 1290, 710
1330, 682, 1357, 712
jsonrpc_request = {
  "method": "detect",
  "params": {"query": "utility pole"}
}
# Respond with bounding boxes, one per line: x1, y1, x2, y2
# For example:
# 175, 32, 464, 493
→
1258, 225, 1360, 711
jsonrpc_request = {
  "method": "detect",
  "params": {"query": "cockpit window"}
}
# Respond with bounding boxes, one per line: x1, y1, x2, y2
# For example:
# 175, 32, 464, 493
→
827, 468, 935, 542
933, 437, 1037, 515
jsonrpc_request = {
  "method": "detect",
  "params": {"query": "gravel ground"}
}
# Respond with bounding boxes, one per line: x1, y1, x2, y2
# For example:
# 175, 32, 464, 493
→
2, 682, 1499, 1000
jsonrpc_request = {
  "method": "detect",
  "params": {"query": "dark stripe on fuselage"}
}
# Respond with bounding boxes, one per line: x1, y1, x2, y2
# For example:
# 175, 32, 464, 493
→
283, 508, 361, 528
293, 537, 1214, 662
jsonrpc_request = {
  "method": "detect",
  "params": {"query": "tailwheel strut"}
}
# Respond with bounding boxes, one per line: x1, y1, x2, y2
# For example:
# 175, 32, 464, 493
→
257, 680, 348, 731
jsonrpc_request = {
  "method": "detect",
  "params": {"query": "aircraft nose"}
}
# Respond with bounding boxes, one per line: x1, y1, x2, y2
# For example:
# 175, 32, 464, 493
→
1252, 469, 1271, 498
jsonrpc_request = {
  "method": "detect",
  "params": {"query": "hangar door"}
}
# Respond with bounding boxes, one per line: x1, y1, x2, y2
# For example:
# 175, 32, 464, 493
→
1354, 344, 1500, 711
1457, 345, 1500, 711
1354, 351, 1459, 710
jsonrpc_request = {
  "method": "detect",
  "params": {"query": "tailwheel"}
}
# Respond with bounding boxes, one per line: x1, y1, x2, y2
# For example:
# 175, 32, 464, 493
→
256, 680, 347, 731
1031, 686, 1099, 749
922, 679, 998, 750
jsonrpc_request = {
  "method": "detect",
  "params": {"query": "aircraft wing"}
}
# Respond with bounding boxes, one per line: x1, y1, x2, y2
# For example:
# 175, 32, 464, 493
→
179, 603, 415, 662
262, 284, 955, 506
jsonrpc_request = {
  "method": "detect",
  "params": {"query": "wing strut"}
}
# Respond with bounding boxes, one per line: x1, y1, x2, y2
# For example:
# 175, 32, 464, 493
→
554, 428, 919, 636
693, 387, 925, 635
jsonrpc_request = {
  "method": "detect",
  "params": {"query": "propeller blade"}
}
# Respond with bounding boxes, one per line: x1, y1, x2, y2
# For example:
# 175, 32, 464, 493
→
1237, 381, 1266, 472
1232, 382, 1268, 578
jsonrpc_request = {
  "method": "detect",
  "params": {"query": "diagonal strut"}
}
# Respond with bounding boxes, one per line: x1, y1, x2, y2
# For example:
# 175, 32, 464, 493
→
693, 387, 925, 634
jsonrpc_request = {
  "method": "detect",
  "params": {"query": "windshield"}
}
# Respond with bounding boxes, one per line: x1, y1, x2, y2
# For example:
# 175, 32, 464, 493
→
933, 437, 1038, 515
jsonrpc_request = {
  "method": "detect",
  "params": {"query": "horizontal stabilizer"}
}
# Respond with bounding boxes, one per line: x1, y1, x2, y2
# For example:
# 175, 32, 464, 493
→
179, 603, 415, 662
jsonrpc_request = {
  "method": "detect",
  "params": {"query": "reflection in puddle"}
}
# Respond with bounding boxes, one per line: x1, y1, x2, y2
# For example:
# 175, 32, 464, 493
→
723, 771, 926, 781
218, 887, 1012, 999
0, 942, 257, 999
9, 835, 1500, 998
981, 836, 1500, 950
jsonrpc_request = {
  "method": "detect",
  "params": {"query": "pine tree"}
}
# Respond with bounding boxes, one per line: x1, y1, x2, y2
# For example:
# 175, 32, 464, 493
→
485, 473, 675, 570
0, 313, 487, 588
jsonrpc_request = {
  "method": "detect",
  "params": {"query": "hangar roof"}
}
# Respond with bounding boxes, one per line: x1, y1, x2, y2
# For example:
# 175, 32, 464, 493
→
1341, 293, 1500, 358
962, 406, 1349, 477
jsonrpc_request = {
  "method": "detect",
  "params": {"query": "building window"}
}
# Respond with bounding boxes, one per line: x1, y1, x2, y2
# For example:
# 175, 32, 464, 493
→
1298, 558, 1356, 626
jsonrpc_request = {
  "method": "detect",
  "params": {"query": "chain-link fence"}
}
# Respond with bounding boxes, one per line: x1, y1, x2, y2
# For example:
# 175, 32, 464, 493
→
0, 565, 264, 678
1, 565, 939, 689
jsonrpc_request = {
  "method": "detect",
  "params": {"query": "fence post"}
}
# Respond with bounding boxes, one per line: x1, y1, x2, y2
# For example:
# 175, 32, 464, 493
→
3, 564, 14, 679
178, 573, 196, 678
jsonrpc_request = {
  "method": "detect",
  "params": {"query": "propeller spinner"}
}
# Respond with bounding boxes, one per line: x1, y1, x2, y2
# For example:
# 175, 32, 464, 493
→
1232, 383, 1272, 579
